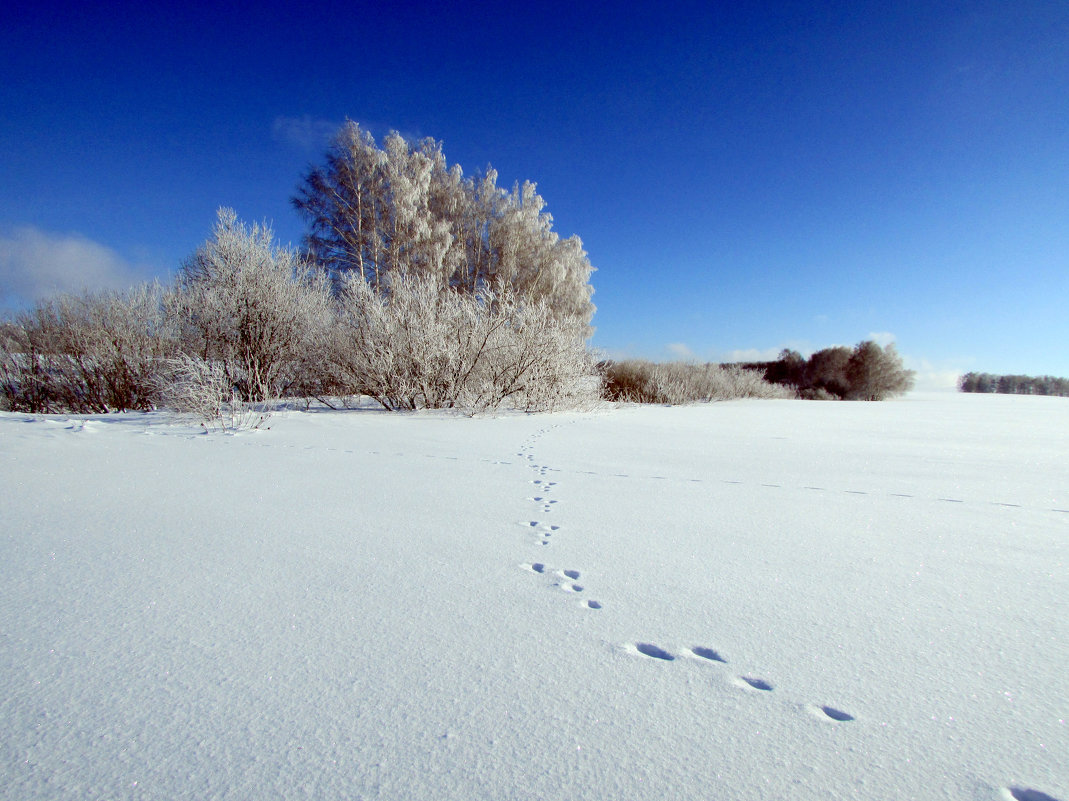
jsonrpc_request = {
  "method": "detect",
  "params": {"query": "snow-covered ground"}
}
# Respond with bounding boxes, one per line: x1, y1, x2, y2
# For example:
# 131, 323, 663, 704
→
1, 392, 1066, 801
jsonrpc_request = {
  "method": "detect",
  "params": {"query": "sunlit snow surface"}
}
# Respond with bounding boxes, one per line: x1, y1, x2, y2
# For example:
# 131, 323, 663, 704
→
1, 393, 1066, 801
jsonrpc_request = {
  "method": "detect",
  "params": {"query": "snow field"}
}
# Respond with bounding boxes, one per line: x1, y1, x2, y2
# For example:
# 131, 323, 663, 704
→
1, 393, 1066, 800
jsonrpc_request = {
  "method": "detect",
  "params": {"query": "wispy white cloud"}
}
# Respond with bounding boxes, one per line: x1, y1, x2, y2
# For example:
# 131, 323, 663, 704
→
271, 115, 343, 152
0, 226, 153, 308
665, 342, 695, 360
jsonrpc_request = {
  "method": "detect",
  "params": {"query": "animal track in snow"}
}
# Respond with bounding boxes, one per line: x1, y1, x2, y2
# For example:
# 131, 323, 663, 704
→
690, 646, 727, 663
1005, 789, 1062, 801
562, 569, 580, 580
811, 705, 854, 722
584, 599, 602, 609
634, 643, 676, 661
737, 676, 774, 691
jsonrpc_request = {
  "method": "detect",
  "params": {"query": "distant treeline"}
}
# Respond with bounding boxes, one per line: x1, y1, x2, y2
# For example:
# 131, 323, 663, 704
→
958, 372, 1069, 397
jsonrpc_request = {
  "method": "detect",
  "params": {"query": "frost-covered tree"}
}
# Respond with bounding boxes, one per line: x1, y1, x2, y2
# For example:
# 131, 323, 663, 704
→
292, 121, 595, 331
173, 209, 333, 402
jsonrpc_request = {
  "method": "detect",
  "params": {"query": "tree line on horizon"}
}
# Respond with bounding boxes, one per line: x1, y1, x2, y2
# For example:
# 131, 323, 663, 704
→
958, 372, 1069, 397
1, 121, 912, 425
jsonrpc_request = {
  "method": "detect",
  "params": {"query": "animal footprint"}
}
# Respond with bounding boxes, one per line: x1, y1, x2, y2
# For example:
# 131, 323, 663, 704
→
635, 643, 675, 661
559, 583, 583, 593
584, 600, 602, 610
1005, 789, 1062, 801
690, 646, 727, 663
738, 676, 773, 691
562, 569, 580, 580
817, 705, 854, 722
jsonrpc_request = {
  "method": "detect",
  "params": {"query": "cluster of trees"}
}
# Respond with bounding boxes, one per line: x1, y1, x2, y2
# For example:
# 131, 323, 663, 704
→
959, 372, 1069, 397
0, 208, 599, 426
0, 121, 921, 423
1, 127, 606, 426
754, 342, 915, 400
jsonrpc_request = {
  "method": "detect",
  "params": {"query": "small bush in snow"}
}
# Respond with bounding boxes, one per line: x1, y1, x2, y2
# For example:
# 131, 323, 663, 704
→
158, 354, 271, 431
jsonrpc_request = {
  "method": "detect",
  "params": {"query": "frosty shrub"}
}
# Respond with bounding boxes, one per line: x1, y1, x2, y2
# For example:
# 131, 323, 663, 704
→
174, 209, 334, 403
0, 284, 177, 413
328, 272, 599, 413
158, 353, 271, 431
601, 360, 793, 404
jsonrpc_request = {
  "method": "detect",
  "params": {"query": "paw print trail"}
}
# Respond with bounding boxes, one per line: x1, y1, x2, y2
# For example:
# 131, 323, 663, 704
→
514, 420, 855, 728
513, 422, 603, 611
625, 639, 858, 727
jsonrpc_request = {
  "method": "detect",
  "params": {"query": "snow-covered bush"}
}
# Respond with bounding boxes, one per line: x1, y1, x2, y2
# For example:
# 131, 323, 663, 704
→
0, 284, 177, 413
601, 360, 793, 404
157, 353, 271, 431
327, 272, 599, 413
173, 209, 334, 403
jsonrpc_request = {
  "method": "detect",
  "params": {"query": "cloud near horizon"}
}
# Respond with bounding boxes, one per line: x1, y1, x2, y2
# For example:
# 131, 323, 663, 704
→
867, 331, 898, 347
665, 342, 695, 360
0, 226, 154, 309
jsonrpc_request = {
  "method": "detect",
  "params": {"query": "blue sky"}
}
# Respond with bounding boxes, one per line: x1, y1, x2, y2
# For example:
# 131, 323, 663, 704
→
3, 1, 1067, 385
